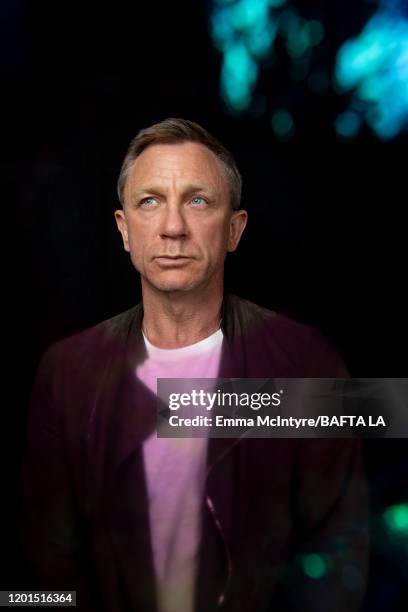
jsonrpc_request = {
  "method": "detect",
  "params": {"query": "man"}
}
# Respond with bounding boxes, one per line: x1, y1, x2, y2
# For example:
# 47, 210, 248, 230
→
22, 118, 368, 612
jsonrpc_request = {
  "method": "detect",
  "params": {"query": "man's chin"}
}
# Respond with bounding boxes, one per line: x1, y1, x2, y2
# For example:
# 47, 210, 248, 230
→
143, 274, 204, 294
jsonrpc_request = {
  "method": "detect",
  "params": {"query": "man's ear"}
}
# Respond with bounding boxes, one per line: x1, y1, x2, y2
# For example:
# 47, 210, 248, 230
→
114, 209, 130, 252
228, 209, 248, 252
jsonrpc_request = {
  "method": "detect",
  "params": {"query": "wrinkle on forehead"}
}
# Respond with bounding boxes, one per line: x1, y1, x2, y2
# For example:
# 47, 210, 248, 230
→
124, 142, 229, 202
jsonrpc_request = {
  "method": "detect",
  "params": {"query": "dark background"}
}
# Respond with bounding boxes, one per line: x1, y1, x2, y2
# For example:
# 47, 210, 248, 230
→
2, 0, 407, 609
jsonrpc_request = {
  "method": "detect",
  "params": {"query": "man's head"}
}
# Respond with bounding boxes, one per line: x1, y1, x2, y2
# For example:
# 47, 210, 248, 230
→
117, 118, 242, 212
114, 118, 247, 295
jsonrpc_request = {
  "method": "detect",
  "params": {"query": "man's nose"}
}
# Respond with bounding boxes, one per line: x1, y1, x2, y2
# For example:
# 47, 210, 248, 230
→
159, 203, 188, 239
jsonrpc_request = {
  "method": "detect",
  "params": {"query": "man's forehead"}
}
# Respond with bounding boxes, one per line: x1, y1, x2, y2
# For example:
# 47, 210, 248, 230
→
127, 142, 226, 186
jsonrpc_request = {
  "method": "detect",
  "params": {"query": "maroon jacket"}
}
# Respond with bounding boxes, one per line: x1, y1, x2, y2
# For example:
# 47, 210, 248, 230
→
21, 293, 369, 611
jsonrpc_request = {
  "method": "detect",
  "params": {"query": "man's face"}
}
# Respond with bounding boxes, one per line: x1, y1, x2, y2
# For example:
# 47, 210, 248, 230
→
114, 142, 247, 294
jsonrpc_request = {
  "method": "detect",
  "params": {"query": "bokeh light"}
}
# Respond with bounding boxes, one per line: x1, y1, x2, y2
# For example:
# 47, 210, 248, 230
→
302, 553, 328, 579
209, 0, 408, 141
209, 0, 325, 127
383, 503, 408, 536
335, 0, 408, 140
270, 109, 295, 140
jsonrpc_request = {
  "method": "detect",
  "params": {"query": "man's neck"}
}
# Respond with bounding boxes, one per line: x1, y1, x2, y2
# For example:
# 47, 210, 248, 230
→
141, 282, 224, 349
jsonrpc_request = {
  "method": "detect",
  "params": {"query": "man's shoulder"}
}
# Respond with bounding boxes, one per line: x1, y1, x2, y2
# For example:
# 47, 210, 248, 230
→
43, 304, 142, 367
227, 293, 348, 377
227, 292, 276, 322
227, 292, 315, 336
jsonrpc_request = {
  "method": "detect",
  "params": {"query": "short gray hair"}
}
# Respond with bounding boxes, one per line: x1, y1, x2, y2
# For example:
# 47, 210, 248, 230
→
117, 118, 242, 210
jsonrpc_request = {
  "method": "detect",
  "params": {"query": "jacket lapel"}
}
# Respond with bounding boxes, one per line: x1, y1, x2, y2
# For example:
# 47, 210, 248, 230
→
98, 304, 158, 611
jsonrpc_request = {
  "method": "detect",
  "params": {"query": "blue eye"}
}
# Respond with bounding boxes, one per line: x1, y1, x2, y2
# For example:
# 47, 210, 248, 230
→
191, 196, 206, 206
141, 197, 158, 207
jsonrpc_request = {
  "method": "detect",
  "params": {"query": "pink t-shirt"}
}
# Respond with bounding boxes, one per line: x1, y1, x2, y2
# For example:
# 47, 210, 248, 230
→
136, 328, 223, 612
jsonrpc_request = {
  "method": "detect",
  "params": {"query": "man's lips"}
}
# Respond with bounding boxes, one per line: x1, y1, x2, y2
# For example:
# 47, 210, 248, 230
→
154, 255, 194, 267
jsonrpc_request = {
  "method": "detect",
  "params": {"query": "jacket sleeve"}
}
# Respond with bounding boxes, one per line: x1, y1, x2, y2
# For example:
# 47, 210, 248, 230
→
271, 329, 369, 611
271, 438, 369, 612
21, 343, 99, 611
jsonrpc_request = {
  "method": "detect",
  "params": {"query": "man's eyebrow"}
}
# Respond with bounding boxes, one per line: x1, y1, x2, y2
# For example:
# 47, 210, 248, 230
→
130, 184, 216, 199
180, 184, 215, 196
129, 187, 162, 201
